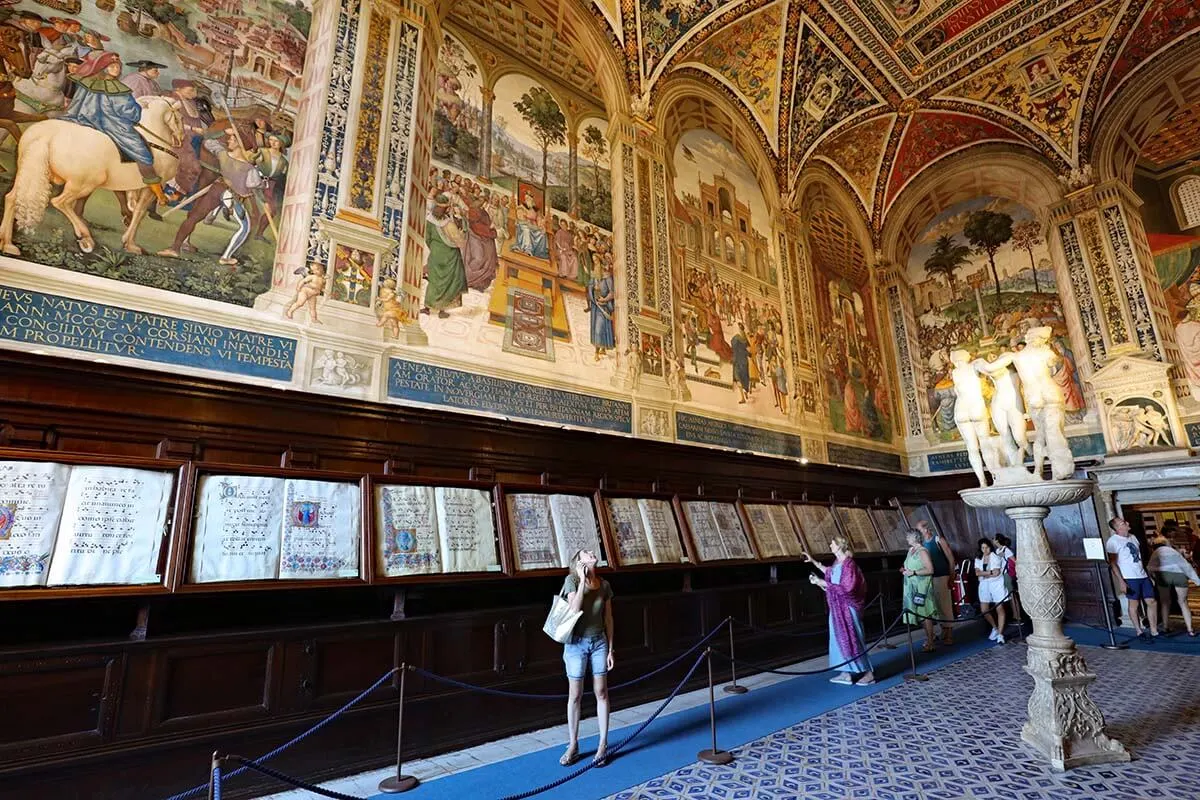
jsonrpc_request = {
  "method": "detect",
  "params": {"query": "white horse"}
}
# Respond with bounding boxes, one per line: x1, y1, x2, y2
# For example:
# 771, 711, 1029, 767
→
0, 95, 183, 256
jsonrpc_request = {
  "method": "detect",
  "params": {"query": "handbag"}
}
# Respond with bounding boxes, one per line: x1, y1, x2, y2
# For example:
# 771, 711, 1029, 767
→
911, 591, 927, 606
543, 590, 582, 644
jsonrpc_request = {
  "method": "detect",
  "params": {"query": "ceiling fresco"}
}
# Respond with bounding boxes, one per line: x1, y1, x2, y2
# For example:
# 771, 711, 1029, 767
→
478, 0, 1200, 236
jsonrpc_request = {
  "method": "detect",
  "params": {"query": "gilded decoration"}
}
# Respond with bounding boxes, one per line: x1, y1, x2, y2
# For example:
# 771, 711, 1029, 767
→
680, 2, 785, 143
945, 0, 1121, 157
637, 155, 657, 310
812, 114, 894, 212
1106, 0, 1200, 100
883, 111, 1024, 209
638, 0, 744, 78
1056, 220, 1107, 371
1079, 213, 1131, 348
788, 23, 881, 175
347, 8, 391, 212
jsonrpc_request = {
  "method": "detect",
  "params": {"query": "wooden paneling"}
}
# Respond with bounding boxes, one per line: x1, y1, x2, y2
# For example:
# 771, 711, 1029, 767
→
150, 643, 279, 730
0, 653, 120, 757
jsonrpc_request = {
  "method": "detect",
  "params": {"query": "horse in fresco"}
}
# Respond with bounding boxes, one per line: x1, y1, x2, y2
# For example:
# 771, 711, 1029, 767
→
0, 95, 183, 256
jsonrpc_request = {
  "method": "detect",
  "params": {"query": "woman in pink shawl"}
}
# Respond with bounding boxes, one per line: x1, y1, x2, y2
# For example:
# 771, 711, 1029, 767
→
805, 535, 875, 686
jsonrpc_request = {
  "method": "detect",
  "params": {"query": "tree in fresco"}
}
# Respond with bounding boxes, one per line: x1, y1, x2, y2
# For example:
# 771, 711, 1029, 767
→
581, 124, 606, 197
514, 87, 566, 201
1011, 219, 1043, 295
922, 234, 972, 296
964, 209, 1013, 304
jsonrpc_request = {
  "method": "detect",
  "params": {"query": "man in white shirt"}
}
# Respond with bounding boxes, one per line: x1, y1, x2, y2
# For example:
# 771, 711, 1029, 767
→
1105, 517, 1158, 639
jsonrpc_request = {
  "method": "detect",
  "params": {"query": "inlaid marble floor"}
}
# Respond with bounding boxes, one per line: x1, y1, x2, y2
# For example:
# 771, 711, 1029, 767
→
610, 643, 1200, 800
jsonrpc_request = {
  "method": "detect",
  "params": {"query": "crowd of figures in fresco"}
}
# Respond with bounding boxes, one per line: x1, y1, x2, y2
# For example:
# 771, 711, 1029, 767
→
0, 1, 304, 305
680, 266, 789, 411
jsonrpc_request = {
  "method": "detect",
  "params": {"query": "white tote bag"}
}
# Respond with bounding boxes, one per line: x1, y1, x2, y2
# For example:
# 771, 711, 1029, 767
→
543, 592, 582, 644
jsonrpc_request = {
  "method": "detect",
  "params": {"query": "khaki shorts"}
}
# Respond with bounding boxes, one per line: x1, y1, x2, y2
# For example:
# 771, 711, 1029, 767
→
932, 576, 953, 623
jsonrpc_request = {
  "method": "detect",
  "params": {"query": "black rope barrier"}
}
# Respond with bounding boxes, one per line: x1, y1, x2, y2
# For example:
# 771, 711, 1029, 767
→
712, 610, 905, 677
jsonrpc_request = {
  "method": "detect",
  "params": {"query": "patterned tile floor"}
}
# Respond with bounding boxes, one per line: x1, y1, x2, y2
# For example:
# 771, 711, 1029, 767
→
608, 644, 1200, 799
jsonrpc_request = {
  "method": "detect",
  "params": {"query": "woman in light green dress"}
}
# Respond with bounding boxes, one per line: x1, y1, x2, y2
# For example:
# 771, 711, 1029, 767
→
902, 529, 937, 652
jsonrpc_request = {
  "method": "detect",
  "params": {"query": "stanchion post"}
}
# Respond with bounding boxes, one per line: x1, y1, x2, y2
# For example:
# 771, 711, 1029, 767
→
877, 595, 897, 649
697, 648, 734, 765
378, 665, 420, 793
207, 751, 222, 800
722, 617, 748, 694
903, 622, 928, 683
1095, 561, 1129, 651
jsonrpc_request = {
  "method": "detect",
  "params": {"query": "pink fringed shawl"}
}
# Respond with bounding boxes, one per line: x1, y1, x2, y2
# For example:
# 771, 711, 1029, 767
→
827, 556, 868, 663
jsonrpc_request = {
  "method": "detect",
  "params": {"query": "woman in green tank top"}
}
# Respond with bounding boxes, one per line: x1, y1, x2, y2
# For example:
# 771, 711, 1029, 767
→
902, 529, 937, 652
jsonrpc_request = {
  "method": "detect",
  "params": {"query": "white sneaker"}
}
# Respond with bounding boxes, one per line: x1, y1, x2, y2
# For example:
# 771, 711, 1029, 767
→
995, 634, 1005, 645
988, 629, 998, 641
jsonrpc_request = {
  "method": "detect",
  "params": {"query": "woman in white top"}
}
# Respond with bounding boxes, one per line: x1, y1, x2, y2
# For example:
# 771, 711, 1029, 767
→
1148, 535, 1200, 637
975, 538, 1007, 644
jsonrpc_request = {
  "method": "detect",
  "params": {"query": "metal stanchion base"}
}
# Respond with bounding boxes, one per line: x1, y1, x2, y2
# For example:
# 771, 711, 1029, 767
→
1101, 642, 1130, 651
878, 640, 898, 650
378, 775, 420, 793
698, 748, 734, 765
722, 683, 748, 694
903, 673, 929, 682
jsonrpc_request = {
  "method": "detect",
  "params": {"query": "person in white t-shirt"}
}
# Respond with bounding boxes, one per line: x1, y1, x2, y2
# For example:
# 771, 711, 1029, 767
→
1105, 517, 1159, 639
974, 538, 1007, 644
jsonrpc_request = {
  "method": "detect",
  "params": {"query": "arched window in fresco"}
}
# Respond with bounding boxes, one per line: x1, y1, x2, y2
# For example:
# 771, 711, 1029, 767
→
755, 248, 766, 279
724, 234, 735, 263
691, 221, 702, 249
718, 187, 733, 224
738, 241, 748, 268
1171, 176, 1200, 230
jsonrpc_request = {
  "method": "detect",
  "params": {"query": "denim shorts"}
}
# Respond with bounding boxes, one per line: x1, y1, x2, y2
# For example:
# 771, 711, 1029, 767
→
563, 634, 608, 680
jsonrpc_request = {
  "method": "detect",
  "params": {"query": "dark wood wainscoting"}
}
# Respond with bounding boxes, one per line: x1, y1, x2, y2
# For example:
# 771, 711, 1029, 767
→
0, 351, 957, 800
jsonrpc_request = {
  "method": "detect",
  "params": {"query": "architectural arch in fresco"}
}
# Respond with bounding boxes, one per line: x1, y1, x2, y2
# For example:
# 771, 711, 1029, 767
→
656, 80, 798, 425
1090, 42, 1200, 399
796, 173, 897, 446
878, 147, 1091, 447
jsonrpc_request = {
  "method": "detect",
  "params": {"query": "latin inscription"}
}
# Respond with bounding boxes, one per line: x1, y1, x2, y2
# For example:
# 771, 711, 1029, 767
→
0, 286, 296, 381
826, 443, 902, 473
387, 358, 632, 433
675, 412, 803, 459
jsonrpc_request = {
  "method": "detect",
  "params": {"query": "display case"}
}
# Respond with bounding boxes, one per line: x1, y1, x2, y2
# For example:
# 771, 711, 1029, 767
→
594, 490, 690, 569
673, 495, 759, 564
0, 448, 185, 601
738, 498, 808, 560
833, 504, 886, 554
494, 483, 607, 574
788, 501, 840, 556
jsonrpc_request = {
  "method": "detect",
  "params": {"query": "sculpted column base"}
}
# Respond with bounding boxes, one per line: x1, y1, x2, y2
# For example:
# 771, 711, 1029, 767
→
961, 480, 1129, 772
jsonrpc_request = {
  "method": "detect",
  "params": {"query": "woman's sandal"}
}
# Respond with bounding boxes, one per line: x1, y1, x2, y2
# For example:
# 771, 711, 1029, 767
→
922, 642, 936, 653
593, 747, 608, 767
560, 747, 579, 767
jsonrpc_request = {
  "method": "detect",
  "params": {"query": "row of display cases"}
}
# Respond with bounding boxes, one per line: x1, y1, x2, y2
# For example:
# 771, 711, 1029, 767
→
0, 449, 940, 601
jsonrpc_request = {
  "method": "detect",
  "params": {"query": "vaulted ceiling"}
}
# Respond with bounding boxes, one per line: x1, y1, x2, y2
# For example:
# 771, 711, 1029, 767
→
449, 0, 1200, 236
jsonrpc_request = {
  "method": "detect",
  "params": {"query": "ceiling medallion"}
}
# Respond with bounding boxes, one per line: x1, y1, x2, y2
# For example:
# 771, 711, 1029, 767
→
910, 62, 926, 77
899, 97, 920, 114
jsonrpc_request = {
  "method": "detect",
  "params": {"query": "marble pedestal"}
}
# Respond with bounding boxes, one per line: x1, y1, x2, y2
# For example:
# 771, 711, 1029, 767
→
960, 479, 1130, 771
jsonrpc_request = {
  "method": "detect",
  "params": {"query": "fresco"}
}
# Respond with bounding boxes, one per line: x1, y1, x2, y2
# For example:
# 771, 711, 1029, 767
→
906, 196, 1086, 442
0, 0, 308, 306
422, 48, 619, 388
1132, 165, 1200, 396
815, 272, 892, 443
672, 129, 790, 420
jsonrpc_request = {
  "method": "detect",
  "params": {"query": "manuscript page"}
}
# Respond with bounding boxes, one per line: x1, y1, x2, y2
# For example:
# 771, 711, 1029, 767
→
711, 502, 754, 560
506, 494, 559, 570
743, 504, 785, 559
638, 499, 685, 564
792, 505, 839, 555
682, 501, 728, 562
0, 461, 71, 587
376, 485, 441, 577
278, 480, 361, 579
605, 497, 652, 566
768, 504, 806, 556
869, 508, 908, 551
548, 494, 602, 567
435, 487, 498, 573
47, 466, 173, 586
190, 475, 284, 583
838, 507, 881, 553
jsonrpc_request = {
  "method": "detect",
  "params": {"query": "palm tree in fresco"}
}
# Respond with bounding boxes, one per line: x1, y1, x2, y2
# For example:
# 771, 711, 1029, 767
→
1011, 219, 1043, 294
923, 234, 971, 297
964, 209, 1014, 304
514, 86, 566, 202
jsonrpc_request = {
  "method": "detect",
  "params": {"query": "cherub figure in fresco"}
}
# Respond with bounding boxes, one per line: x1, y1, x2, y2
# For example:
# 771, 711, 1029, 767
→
285, 262, 326, 324
375, 278, 409, 338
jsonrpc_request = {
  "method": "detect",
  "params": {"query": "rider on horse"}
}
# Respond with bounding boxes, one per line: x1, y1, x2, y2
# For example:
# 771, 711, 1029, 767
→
59, 50, 169, 205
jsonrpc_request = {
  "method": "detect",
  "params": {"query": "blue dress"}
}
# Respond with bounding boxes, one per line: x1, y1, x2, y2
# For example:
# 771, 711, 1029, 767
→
828, 562, 872, 674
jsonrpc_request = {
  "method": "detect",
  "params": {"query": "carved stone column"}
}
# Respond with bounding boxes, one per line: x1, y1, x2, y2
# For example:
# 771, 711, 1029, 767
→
961, 480, 1129, 771
876, 261, 925, 451
781, 213, 819, 426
